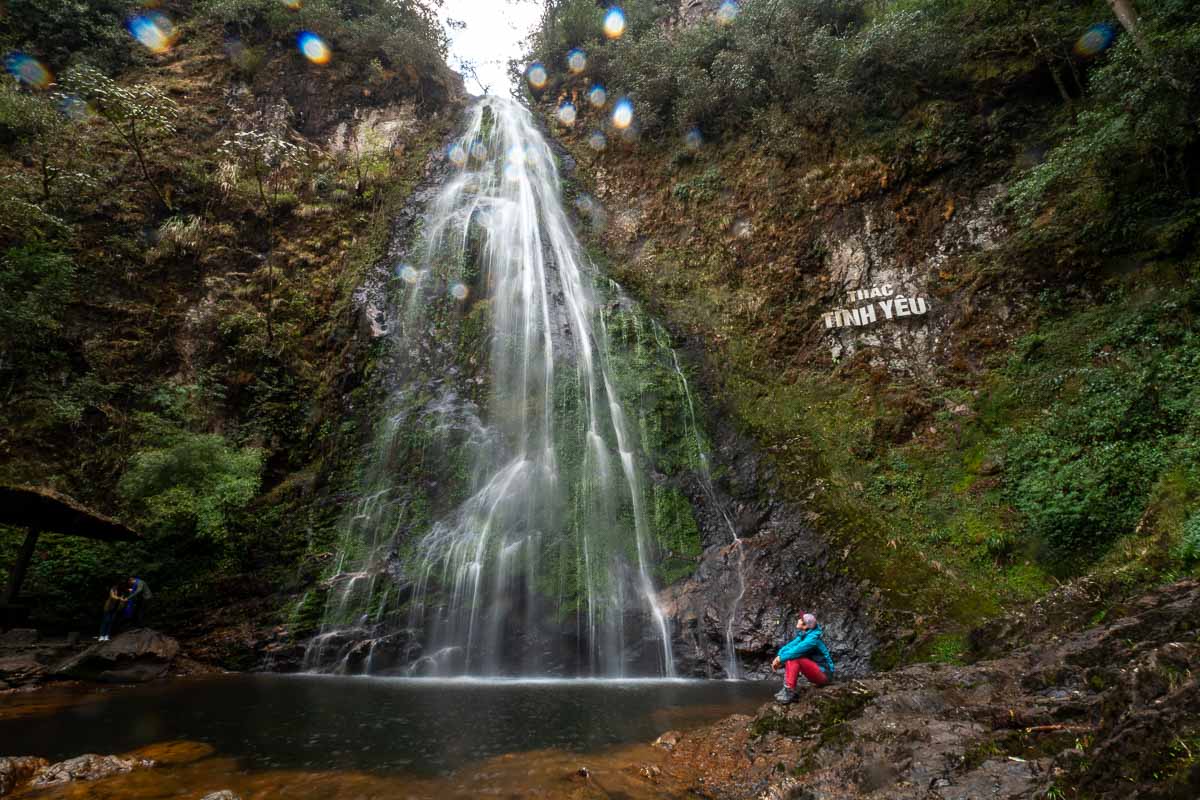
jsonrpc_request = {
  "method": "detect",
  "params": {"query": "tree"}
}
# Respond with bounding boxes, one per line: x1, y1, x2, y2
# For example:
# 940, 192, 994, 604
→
217, 128, 306, 344
0, 243, 74, 387
0, 84, 95, 206
61, 65, 180, 210
118, 431, 265, 541
1107, 0, 1151, 58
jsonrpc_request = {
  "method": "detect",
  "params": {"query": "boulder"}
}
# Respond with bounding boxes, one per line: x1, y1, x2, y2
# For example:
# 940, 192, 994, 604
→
53, 629, 181, 683
30, 754, 156, 788
0, 654, 46, 686
0, 756, 48, 796
200, 792, 242, 800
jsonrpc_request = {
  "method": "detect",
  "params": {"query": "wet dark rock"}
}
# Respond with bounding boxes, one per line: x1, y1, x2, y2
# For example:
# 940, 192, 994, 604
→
0, 756, 48, 796
0, 654, 46, 686
200, 792, 242, 800
53, 629, 180, 683
30, 754, 156, 788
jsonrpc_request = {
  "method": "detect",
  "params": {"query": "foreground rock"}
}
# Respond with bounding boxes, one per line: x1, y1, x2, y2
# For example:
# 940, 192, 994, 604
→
0, 758, 47, 796
648, 579, 1200, 799
52, 629, 181, 683
29, 754, 157, 789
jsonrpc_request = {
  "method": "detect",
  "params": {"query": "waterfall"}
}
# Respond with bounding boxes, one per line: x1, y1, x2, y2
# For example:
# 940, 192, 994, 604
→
305, 97, 697, 677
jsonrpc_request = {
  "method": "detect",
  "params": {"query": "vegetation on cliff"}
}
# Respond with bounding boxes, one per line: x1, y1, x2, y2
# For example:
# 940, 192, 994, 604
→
527, 0, 1200, 652
0, 0, 460, 645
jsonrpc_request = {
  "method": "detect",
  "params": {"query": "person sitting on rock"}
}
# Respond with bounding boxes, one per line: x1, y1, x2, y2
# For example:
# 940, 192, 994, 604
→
771, 612, 835, 704
98, 582, 127, 642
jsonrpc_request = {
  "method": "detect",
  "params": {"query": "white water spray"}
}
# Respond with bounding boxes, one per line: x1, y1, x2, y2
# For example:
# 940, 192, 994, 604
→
308, 98, 681, 676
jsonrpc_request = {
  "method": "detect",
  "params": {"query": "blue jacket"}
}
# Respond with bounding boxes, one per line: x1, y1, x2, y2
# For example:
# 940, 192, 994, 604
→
777, 625, 835, 675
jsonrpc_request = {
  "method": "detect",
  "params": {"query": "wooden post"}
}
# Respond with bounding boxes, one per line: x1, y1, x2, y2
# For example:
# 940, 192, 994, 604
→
4, 529, 39, 605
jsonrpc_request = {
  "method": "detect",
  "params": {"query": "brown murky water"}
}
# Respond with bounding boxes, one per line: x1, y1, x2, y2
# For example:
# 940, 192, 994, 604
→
2, 675, 772, 798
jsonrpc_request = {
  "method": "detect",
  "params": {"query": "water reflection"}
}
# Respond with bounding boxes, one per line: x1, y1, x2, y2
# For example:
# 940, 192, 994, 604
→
0, 675, 771, 776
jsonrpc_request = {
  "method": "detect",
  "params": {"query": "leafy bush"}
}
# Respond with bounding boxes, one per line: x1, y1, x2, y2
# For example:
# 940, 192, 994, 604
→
118, 432, 265, 541
1001, 281, 1200, 561
1181, 512, 1200, 563
2, 0, 141, 71
0, 243, 74, 376
1007, 4, 1200, 256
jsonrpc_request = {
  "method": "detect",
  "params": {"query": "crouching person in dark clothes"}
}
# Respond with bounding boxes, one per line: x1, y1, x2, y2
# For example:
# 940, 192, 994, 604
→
771, 612, 835, 704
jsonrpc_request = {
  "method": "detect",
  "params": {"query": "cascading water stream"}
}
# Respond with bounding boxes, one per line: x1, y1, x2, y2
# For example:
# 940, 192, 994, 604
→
651, 321, 746, 679
305, 97, 691, 677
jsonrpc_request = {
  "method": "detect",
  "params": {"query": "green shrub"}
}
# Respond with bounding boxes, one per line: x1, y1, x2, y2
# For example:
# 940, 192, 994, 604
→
118, 432, 265, 541
0, 243, 74, 375
1180, 513, 1200, 563
2, 0, 141, 72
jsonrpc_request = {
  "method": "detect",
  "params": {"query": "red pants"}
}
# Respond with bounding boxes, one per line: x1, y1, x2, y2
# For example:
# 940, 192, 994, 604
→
784, 658, 828, 688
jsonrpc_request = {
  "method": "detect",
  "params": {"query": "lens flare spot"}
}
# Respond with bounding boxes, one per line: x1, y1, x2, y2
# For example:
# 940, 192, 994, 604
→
297, 31, 331, 65
281, 0, 302, 8
567, 48, 587, 73
556, 102, 577, 126
506, 144, 527, 166
715, 1, 739, 25
603, 8, 627, 39
126, 12, 177, 54
612, 98, 633, 129
684, 127, 703, 151
396, 264, 419, 284
526, 62, 548, 90
447, 143, 467, 166
450, 283, 469, 301
1074, 23, 1116, 58
588, 130, 607, 151
470, 141, 488, 161
587, 84, 607, 108
4, 52, 53, 89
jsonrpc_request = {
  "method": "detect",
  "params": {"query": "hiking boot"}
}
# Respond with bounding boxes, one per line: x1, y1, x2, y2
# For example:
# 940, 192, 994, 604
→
773, 686, 797, 704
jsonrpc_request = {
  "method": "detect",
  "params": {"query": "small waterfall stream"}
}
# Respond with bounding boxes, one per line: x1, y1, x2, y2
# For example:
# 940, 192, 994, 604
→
305, 97, 739, 677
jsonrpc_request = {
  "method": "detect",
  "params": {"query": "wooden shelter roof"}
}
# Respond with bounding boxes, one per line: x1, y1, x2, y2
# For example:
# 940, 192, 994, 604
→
0, 485, 139, 542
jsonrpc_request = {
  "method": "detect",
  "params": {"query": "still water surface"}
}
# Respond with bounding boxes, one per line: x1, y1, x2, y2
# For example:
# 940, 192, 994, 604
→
1, 675, 771, 775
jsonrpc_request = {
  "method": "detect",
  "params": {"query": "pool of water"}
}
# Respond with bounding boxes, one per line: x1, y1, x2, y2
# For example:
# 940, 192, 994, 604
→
1, 675, 772, 776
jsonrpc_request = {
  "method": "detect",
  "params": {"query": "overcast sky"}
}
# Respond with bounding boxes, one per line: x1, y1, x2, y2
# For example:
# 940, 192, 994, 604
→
439, 0, 543, 95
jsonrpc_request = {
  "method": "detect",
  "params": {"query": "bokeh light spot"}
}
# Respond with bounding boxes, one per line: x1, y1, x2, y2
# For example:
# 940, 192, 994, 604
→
527, 62, 548, 90
297, 31, 332, 65
396, 264, 419, 284
556, 102, 577, 126
567, 48, 587, 74
447, 143, 467, 167
715, 1, 739, 26
470, 141, 488, 161
450, 283, 469, 301
127, 12, 177, 54
588, 131, 607, 151
603, 8, 627, 39
4, 52, 53, 89
1074, 23, 1116, 58
281, 0, 302, 8
587, 84, 607, 108
612, 98, 634, 129
684, 127, 703, 151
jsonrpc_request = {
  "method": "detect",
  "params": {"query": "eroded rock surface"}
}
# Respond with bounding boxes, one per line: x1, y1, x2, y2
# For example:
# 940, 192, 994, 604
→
53, 629, 181, 683
0, 757, 48, 797
649, 579, 1200, 799
29, 754, 156, 788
